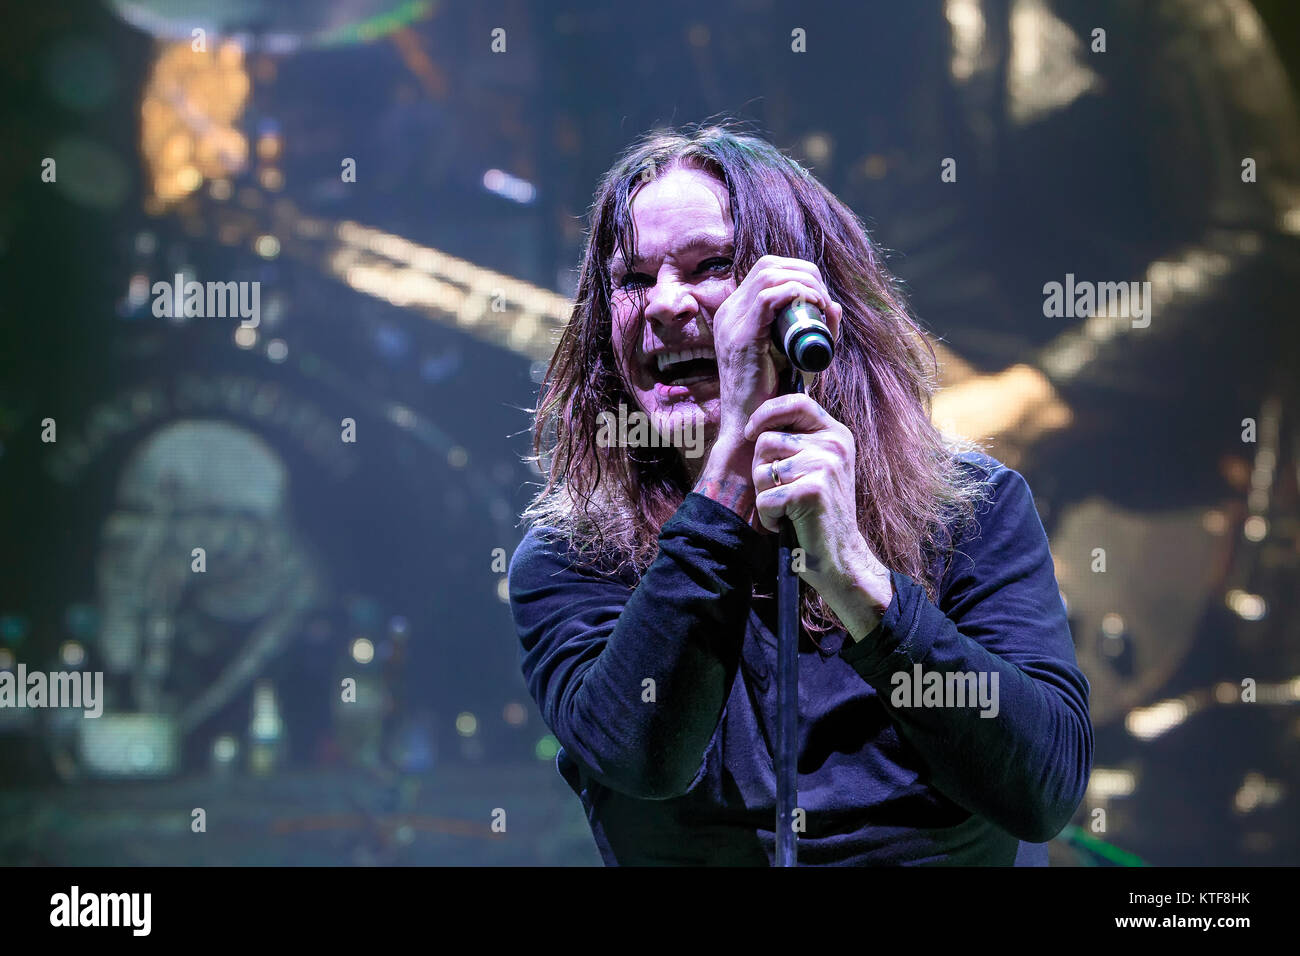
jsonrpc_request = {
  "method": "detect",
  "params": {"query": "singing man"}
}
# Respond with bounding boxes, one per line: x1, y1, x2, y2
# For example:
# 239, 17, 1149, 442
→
509, 124, 1093, 865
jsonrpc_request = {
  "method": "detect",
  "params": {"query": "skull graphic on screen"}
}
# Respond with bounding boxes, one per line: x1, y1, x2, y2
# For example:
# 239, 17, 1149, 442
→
97, 419, 320, 736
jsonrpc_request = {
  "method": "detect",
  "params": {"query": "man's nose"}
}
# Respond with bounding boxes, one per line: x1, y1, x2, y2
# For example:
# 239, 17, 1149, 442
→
644, 277, 697, 326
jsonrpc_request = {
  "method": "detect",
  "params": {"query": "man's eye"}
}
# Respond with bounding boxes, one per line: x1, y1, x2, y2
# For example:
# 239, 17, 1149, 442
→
698, 257, 732, 274
617, 272, 652, 290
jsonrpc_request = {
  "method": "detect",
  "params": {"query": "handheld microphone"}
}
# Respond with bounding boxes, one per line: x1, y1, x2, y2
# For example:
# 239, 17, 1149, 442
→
772, 299, 834, 373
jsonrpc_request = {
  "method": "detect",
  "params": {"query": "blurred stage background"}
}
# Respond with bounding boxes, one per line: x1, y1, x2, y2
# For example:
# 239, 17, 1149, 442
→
1, 0, 1298, 866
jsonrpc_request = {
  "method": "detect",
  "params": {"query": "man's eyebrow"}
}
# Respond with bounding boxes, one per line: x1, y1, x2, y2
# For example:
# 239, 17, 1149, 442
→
610, 232, 734, 270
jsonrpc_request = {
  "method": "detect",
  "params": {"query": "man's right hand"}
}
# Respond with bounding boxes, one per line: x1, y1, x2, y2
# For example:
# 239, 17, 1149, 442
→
707, 254, 842, 446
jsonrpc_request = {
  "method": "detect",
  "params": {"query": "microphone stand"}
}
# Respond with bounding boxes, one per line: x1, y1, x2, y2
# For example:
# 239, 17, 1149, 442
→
774, 364, 806, 867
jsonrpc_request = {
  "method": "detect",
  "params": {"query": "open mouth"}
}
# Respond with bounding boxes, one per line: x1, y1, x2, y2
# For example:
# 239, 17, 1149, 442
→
648, 346, 718, 387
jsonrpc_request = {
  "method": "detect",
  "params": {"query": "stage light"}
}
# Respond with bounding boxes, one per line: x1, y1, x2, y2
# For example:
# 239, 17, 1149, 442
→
45, 36, 118, 112
140, 41, 249, 206
256, 132, 282, 162
1007, 0, 1099, 125
387, 404, 416, 429
931, 363, 1070, 445
327, 220, 571, 361
801, 133, 831, 165
1225, 589, 1266, 621
1085, 768, 1136, 801
50, 137, 131, 211
1233, 772, 1283, 814
176, 166, 202, 193
351, 638, 375, 664
59, 641, 86, 667
127, 274, 150, 308
535, 735, 560, 760
482, 169, 537, 205
79, 714, 178, 777
1126, 698, 1190, 740
212, 735, 237, 763
1, 616, 28, 642
945, 0, 986, 83
455, 712, 478, 737
1202, 509, 1228, 534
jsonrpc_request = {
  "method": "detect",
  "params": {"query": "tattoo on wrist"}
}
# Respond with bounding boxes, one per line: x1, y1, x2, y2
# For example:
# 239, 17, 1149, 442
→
693, 475, 754, 515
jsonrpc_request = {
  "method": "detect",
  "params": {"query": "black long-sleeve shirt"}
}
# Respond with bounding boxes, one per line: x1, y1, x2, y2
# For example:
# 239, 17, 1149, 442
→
509, 451, 1093, 865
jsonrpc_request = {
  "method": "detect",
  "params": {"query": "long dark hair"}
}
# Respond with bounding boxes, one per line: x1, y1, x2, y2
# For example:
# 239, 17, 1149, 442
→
523, 122, 987, 633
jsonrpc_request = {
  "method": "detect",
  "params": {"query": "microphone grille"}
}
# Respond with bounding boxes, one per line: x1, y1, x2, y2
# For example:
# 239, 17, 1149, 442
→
793, 333, 833, 373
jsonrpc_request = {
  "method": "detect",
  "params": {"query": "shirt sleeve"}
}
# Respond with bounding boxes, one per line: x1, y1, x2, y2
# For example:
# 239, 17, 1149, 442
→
509, 493, 768, 800
838, 461, 1094, 843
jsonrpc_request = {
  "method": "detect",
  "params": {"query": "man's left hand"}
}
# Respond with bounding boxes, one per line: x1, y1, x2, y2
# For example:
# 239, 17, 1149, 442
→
744, 393, 892, 636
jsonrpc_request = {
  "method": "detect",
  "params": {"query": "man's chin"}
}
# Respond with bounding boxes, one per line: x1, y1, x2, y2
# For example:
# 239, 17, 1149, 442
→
652, 409, 705, 434
641, 402, 709, 441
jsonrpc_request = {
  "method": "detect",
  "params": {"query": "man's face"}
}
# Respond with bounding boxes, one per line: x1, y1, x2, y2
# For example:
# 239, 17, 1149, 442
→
609, 164, 734, 454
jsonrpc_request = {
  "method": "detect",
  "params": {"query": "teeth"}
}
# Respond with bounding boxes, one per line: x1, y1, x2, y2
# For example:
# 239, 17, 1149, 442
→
656, 346, 716, 372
